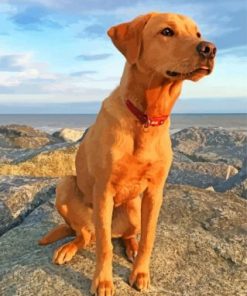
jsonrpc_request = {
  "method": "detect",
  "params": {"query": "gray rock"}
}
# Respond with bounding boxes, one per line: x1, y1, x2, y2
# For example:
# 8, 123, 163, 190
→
53, 128, 84, 142
172, 127, 247, 168
0, 125, 60, 149
229, 179, 247, 199
0, 147, 31, 164
0, 185, 246, 296
169, 129, 247, 198
172, 151, 193, 163
213, 157, 247, 199
0, 176, 57, 236
168, 161, 238, 189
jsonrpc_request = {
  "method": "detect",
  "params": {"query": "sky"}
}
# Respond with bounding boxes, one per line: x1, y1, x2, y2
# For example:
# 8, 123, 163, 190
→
0, 0, 246, 113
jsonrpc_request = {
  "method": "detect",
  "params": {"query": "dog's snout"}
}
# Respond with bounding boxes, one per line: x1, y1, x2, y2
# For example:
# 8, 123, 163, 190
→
196, 41, 217, 59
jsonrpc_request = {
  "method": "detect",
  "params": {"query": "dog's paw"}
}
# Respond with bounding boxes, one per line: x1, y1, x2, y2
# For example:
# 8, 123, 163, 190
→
129, 270, 150, 291
90, 275, 114, 296
53, 242, 78, 265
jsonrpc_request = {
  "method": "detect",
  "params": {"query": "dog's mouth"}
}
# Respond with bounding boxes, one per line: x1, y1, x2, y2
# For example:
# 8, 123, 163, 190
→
166, 66, 211, 78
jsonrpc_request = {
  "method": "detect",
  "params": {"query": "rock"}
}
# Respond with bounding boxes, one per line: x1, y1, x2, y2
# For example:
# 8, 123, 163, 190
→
0, 142, 78, 177
206, 186, 215, 192
172, 127, 247, 168
168, 161, 238, 189
168, 163, 246, 200
0, 176, 57, 235
227, 179, 247, 199
173, 151, 193, 163
169, 129, 247, 198
156, 185, 247, 295
213, 157, 247, 199
53, 128, 84, 142
225, 165, 239, 180
0, 185, 246, 295
0, 125, 60, 149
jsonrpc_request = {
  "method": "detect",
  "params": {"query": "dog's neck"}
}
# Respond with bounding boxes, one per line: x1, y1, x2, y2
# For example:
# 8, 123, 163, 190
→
119, 63, 183, 117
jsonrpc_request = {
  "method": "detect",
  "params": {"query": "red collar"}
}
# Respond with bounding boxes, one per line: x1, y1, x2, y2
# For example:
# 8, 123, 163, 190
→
125, 99, 169, 127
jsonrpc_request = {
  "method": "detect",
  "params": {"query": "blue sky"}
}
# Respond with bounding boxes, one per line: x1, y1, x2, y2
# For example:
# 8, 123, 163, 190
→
0, 0, 246, 113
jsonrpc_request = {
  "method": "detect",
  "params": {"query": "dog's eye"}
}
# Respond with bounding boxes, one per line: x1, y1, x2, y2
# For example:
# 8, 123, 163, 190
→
197, 32, 201, 38
161, 27, 174, 37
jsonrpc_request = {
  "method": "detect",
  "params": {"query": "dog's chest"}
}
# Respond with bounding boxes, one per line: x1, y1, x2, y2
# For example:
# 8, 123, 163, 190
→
111, 154, 161, 206
107, 127, 172, 206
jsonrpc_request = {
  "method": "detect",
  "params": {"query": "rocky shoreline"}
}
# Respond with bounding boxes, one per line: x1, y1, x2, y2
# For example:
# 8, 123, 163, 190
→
0, 124, 246, 296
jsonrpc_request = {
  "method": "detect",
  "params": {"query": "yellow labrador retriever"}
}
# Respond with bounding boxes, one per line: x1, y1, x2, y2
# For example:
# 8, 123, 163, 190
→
39, 12, 216, 295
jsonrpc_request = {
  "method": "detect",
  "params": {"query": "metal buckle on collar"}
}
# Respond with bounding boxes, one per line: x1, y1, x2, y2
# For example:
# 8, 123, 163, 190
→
143, 115, 150, 128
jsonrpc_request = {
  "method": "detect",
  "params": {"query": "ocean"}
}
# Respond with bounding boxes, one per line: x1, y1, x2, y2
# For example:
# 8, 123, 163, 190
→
0, 114, 246, 134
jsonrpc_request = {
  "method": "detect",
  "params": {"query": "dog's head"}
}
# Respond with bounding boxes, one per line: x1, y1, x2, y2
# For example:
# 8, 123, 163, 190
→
108, 13, 216, 82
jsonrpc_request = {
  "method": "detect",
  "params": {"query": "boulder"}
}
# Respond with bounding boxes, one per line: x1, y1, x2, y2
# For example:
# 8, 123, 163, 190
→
0, 125, 60, 149
53, 128, 84, 142
0, 184, 246, 296
171, 127, 247, 168
212, 157, 247, 199
168, 160, 247, 198
0, 176, 57, 235
168, 161, 238, 189
0, 142, 78, 177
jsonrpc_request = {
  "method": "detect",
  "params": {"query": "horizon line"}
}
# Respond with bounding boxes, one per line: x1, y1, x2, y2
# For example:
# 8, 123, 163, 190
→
1, 113, 246, 115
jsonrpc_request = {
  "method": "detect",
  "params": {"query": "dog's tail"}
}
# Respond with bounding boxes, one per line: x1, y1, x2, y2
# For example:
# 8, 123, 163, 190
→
38, 224, 75, 245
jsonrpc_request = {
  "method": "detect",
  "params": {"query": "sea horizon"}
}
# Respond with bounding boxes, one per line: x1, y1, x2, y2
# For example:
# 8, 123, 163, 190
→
0, 98, 246, 114
1, 112, 247, 115
0, 113, 246, 134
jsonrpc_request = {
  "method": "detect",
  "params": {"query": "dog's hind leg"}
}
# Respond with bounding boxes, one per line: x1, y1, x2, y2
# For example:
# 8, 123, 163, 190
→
122, 236, 139, 263
38, 224, 75, 245
52, 227, 92, 265
39, 175, 95, 264
112, 197, 141, 262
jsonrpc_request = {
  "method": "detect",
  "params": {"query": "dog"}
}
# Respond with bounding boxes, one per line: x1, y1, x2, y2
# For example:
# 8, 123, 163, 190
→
39, 12, 216, 295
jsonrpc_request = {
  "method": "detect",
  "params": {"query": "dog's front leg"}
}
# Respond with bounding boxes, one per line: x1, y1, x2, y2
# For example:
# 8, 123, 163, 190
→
129, 183, 163, 291
91, 185, 115, 296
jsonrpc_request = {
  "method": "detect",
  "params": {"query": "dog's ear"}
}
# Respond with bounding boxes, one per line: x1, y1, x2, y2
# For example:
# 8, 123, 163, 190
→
107, 14, 153, 64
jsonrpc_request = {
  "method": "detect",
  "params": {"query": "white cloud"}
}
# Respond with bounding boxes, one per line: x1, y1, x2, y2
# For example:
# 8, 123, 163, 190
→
0, 50, 115, 99
0, 52, 56, 89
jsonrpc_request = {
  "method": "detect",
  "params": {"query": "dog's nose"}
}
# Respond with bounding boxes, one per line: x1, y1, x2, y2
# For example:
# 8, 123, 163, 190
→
196, 41, 217, 59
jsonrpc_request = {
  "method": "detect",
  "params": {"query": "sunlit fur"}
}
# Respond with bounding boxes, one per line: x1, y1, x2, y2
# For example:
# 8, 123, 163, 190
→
138, 13, 215, 82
